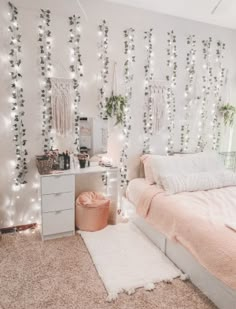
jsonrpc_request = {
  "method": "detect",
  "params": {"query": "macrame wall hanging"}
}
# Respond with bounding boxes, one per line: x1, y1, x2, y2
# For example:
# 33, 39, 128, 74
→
151, 81, 167, 134
8, 2, 28, 185
51, 78, 73, 136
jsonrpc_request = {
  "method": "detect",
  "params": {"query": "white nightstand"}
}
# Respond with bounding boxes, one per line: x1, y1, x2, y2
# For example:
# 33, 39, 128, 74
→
39, 166, 119, 240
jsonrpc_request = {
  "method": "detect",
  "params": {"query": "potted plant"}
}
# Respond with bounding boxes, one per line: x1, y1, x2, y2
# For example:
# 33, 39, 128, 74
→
105, 92, 127, 125
219, 104, 236, 126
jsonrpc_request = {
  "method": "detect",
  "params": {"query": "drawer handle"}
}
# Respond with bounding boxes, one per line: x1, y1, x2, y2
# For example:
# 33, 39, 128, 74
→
55, 211, 62, 215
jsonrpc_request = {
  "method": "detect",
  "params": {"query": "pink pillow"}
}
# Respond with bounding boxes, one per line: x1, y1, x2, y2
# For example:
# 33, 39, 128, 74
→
140, 155, 155, 185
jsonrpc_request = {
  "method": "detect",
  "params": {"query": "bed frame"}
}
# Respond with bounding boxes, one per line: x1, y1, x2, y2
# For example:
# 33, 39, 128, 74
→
132, 214, 236, 309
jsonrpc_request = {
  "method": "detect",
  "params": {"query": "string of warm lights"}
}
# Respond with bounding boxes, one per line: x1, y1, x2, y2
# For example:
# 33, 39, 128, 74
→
97, 20, 109, 118
120, 28, 135, 188
212, 40, 226, 150
180, 35, 197, 153
69, 15, 83, 153
38, 9, 53, 153
143, 28, 154, 154
166, 30, 177, 154
8, 2, 28, 185
196, 37, 213, 151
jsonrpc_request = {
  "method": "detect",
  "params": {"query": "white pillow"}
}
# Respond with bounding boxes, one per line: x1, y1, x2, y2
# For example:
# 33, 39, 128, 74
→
150, 152, 225, 184
160, 170, 236, 194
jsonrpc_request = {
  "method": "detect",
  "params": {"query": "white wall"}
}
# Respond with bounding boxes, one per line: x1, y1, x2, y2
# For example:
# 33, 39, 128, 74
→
0, 0, 236, 228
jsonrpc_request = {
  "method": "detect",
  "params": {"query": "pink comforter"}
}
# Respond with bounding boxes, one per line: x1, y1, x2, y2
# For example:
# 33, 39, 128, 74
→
127, 179, 236, 291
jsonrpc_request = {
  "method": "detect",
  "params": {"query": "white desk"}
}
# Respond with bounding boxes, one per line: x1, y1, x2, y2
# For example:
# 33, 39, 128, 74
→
40, 165, 119, 240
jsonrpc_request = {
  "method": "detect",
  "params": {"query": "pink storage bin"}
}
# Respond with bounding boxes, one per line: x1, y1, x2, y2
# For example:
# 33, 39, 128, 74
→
75, 192, 110, 232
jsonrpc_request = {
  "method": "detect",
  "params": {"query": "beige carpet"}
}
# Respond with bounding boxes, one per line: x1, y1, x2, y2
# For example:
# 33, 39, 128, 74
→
0, 230, 216, 309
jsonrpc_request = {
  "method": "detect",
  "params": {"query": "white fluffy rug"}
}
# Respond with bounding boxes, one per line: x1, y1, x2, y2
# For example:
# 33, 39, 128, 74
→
79, 223, 182, 301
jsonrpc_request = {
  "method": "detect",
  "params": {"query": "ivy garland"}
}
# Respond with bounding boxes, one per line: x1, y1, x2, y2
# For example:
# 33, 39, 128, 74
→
212, 40, 226, 150
97, 20, 109, 119
180, 35, 197, 153
196, 38, 213, 151
8, 2, 28, 185
38, 9, 53, 153
143, 29, 154, 154
166, 30, 177, 154
69, 15, 83, 153
120, 28, 135, 188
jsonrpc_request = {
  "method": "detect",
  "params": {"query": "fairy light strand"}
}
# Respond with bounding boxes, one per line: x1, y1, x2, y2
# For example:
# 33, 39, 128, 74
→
180, 35, 197, 153
38, 9, 53, 153
143, 29, 154, 154
212, 40, 226, 150
69, 15, 83, 153
166, 30, 177, 154
120, 28, 135, 188
8, 2, 28, 185
196, 37, 213, 151
97, 20, 109, 118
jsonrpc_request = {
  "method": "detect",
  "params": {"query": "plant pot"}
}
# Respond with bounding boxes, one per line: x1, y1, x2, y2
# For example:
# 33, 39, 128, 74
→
79, 159, 86, 169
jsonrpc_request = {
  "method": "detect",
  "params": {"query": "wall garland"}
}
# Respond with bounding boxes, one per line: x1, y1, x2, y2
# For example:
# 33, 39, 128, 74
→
120, 28, 135, 188
69, 15, 83, 153
97, 20, 109, 119
143, 28, 154, 154
196, 38, 213, 151
8, 2, 28, 185
166, 30, 177, 154
38, 9, 53, 153
180, 35, 197, 153
212, 40, 226, 150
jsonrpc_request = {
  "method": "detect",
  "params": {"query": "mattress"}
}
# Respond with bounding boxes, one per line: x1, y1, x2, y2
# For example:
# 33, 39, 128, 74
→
126, 178, 236, 291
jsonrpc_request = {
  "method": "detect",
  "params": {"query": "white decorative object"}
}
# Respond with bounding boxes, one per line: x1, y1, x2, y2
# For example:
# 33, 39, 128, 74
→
79, 222, 181, 300
151, 81, 167, 134
51, 78, 73, 136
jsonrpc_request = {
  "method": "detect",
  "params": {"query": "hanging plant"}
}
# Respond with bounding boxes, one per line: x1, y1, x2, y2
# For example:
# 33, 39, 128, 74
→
105, 92, 127, 125
219, 104, 236, 126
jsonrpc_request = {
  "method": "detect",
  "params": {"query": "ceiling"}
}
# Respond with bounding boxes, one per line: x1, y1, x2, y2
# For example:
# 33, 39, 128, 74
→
105, 0, 236, 29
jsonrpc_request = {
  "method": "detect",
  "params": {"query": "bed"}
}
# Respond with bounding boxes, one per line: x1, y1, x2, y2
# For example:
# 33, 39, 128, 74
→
126, 153, 236, 309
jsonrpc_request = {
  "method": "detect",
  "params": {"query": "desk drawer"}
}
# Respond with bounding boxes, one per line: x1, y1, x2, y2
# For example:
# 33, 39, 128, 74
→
42, 192, 74, 213
41, 175, 74, 195
42, 209, 74, 236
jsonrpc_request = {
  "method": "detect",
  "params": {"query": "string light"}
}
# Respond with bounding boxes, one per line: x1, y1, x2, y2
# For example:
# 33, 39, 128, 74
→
38, 9, 53, 153
69, 15, 83, 153
212, 40, 226, 150
196, 37, 213, 151
180, 35, 197, 153
97, 20, 109, 118
120, 28, 135, 188
8, 2, 28, 185
166, 30, 177, 154
143, 29, 154, 154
